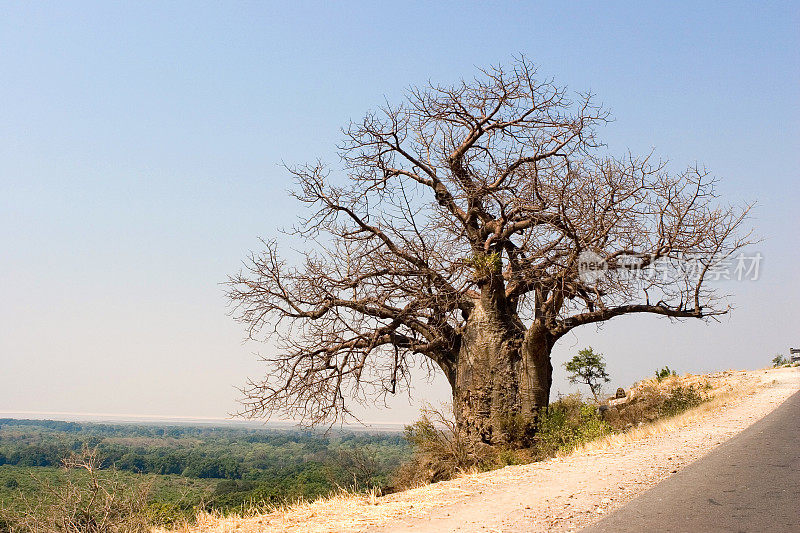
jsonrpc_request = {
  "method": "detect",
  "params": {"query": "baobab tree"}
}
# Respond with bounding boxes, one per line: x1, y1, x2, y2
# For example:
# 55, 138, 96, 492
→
227, 58, 751, 448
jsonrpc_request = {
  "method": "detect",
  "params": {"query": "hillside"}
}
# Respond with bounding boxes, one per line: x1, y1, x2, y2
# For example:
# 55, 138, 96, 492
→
0, 420, 409, 527
167, 366, 800, 533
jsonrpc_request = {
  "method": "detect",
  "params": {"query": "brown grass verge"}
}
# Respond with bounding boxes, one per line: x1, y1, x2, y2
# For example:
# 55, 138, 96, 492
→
158, 368, 776, 533
574, 370, 763, 455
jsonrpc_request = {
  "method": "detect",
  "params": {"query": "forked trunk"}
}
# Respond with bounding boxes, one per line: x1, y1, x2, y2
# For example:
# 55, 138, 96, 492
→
452, 302, 553, 448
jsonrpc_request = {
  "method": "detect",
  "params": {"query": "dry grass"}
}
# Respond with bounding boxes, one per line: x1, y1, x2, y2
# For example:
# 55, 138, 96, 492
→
2, 446, 152, 533
154, 487, 417, 533
157, 368, 776, 533
575, 369, 762, 455
392, 403, 534, 490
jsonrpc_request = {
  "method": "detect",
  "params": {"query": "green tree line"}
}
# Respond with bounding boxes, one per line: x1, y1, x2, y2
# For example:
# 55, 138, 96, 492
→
0, 419, 410, 515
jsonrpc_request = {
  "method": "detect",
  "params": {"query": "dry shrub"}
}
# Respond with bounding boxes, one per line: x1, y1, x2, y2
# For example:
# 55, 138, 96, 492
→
603, 380, 707, 432
533, 394, 611, 459
332, 445, 382, 490
0, 446, 152, 533
392, 405, 533, 490
393, 382, 709, 491
392, 405, 476, 489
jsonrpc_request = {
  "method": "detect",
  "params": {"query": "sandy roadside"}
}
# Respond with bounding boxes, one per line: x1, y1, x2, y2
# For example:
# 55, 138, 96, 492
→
371, 366, 800, 533
177, 366, 800, 533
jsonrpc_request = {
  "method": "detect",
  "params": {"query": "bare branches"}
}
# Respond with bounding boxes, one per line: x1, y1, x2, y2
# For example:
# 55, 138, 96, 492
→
227, 57, 753, 425
1, 446, 152, 533
500, 158, 753, 336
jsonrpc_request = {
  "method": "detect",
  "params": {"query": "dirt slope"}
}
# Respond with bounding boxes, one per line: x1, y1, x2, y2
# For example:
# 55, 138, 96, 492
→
170, 367, 800, 533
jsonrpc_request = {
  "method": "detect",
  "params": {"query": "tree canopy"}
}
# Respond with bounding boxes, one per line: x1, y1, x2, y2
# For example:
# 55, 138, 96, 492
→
564, 347, 611, 402
227, 57, 752, 429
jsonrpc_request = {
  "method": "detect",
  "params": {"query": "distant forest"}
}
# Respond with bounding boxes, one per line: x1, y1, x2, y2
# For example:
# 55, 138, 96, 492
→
0, 418, 410, 517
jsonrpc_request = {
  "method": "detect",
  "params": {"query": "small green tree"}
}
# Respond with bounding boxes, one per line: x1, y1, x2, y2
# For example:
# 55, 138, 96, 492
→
772, 354, 788, 368
564, 348, 611, 403
655, 366, 677, 381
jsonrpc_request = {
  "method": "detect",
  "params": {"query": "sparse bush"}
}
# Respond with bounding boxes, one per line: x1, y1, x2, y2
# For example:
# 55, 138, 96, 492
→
654, 366, 677, 381
144, 502, 191, 529
603, 382, 708, 431
602, 382, 662, 430
533, 394, 611, 458
332, 445, 382, 489
394, 378, 710, 493
0, 446, 152, 533
392, 405, 531, 490
772, 354, 788, 368
393, 405, 477, 488
658, 385, 705, 418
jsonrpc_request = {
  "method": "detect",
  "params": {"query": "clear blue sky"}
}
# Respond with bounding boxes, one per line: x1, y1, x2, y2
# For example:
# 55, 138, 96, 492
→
1, 1, 798, 423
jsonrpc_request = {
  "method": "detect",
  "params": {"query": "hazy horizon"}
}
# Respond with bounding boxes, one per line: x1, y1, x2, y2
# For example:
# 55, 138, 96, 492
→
0, 410, 409, 433
2, 2, 798, 426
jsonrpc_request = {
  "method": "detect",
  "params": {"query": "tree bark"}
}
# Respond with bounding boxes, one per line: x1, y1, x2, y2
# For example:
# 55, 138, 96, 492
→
452, 299, 554, 448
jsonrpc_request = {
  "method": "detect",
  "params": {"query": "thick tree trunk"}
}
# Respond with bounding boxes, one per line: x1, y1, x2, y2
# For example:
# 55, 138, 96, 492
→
452, 302, 553, 448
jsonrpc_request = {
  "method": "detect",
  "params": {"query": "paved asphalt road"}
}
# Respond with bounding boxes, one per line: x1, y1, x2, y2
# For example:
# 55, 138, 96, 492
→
582, 389, 800, 533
